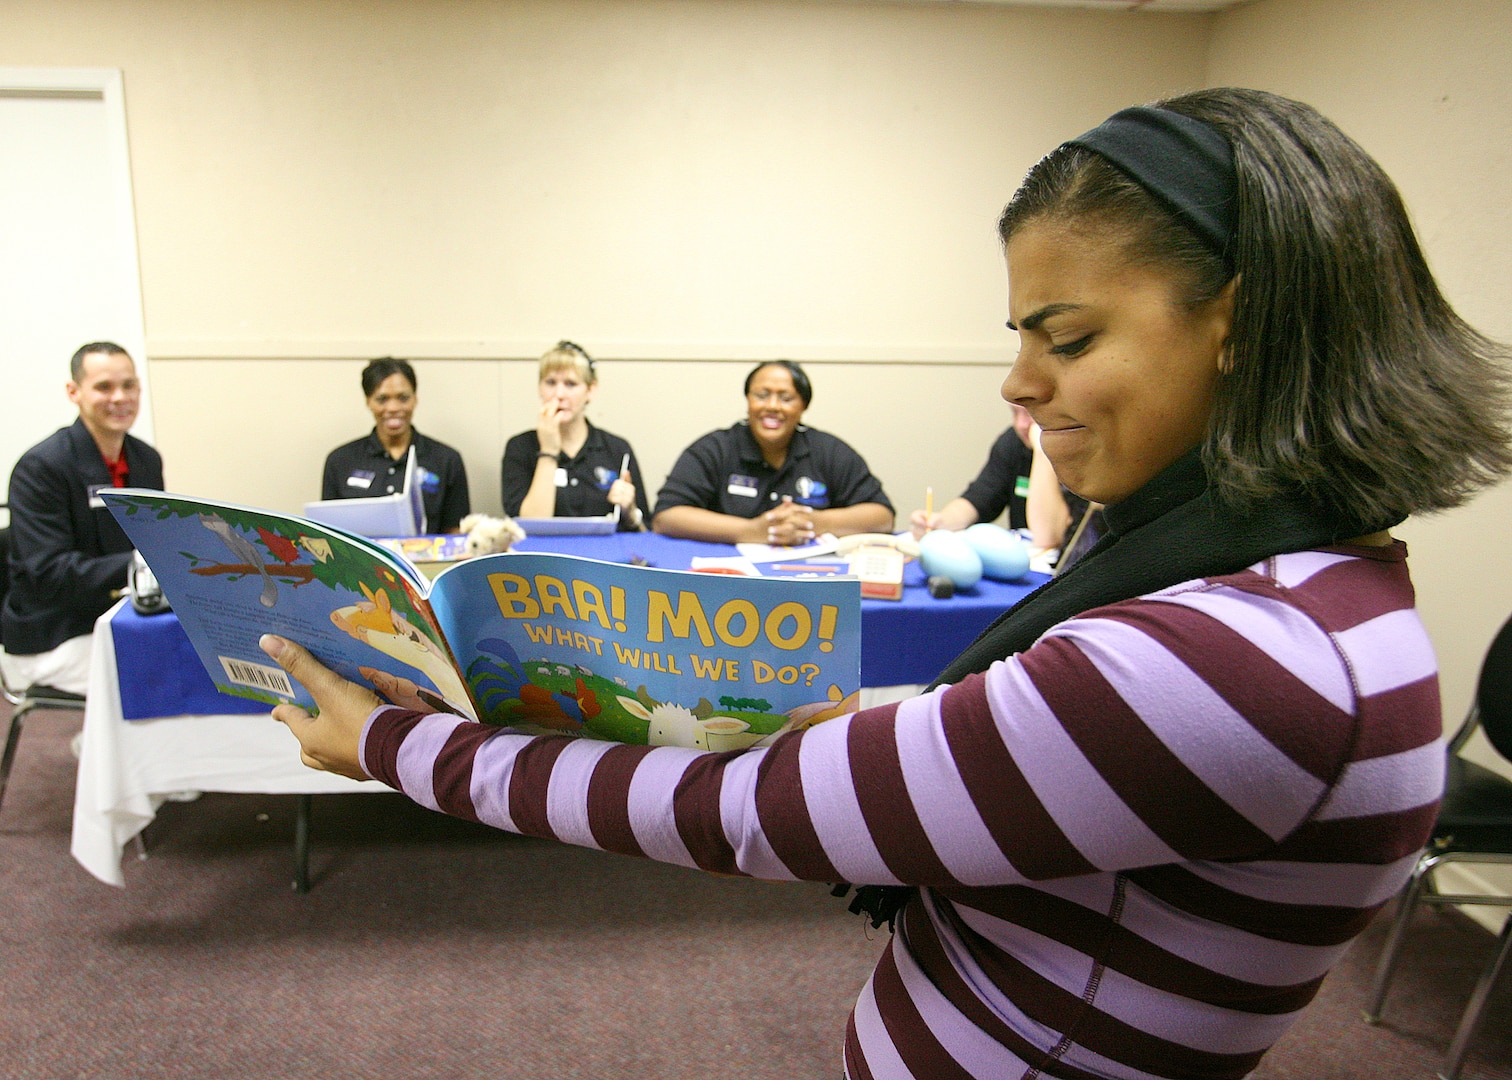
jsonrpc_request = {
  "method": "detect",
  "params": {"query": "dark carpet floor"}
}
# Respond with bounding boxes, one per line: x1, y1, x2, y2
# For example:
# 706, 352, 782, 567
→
2, 706, 1508, 1079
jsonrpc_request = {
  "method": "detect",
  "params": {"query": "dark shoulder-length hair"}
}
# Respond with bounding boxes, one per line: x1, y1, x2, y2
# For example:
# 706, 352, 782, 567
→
999, 87, 1511, 525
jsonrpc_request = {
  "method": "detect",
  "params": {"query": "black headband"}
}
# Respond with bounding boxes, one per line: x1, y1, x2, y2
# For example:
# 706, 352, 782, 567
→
555, 340, 595, 375
1065, 106, 1236, 267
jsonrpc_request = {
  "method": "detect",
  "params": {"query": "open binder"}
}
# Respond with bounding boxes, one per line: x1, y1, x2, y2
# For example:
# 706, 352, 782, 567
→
302, 446, 426, 537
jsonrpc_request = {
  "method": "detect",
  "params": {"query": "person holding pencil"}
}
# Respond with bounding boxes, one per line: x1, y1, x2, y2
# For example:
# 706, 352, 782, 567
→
500, 341, 650, 531
910, 402, 1073, 553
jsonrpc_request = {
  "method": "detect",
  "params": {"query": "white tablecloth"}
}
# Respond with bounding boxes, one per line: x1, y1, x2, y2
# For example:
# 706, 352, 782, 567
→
69, 599, 922, 887
70, 600, 391, 887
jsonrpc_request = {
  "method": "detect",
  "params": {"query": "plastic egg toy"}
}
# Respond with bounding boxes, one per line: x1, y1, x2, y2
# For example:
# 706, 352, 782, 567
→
963, 523, 1032, 581
918, 528, 983, 589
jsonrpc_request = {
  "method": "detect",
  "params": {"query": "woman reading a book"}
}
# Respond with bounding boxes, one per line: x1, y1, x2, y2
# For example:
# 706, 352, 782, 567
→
263, 89, 1510, 1080
500, 341, 651, 531
321, 357, 471, 533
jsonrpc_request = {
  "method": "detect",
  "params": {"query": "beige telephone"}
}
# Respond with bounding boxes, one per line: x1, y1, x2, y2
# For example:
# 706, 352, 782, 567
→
833, 533, 921, 559
833, 533, 918, 601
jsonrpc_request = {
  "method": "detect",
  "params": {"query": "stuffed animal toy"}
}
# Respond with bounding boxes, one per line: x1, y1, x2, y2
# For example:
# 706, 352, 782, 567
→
459, 513, 527, 557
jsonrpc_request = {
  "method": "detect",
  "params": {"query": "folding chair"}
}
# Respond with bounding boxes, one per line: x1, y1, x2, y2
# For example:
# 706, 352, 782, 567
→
1363, 611, 1512, 1080
0, 521, 88, 813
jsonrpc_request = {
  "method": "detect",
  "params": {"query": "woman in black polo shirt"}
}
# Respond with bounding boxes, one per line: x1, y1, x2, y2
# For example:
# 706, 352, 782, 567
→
652, 360, 894, 545
321, 358, 471, 533
500, 342, 650, 531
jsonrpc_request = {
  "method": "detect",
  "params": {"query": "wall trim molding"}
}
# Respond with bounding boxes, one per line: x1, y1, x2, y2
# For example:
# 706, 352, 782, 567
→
144, 339, 1015, 365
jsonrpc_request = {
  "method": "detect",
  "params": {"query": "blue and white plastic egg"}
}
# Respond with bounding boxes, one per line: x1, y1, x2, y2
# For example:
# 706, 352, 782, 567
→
963, 523, 1031, 581
918, 528, 983, 589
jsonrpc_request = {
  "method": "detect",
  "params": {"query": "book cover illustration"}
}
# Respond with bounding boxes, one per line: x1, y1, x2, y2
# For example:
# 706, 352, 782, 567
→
104, 492, 863, 748
103, 492, 476, 719
427, 553, 862, 749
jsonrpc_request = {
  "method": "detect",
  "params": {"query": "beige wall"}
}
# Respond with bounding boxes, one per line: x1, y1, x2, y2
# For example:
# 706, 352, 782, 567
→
5, 0, 1508, 735
149, 355, 1012, 524
1208, 0, 1512, 915
1207, 0, 1512, 737
5, 0, 1209, 533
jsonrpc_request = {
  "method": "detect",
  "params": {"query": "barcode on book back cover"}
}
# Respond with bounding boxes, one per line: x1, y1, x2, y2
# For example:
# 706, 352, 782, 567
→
220, 656, 295, 698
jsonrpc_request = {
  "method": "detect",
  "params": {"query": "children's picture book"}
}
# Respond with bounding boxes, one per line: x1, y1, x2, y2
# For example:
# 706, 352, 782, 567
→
101, 491, 863, 750
374, 534, 471, 579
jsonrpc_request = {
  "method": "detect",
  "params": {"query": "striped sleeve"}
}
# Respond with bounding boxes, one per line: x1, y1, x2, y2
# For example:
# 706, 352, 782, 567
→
360, 556, 1437, 888
837, 551, 1446, 1080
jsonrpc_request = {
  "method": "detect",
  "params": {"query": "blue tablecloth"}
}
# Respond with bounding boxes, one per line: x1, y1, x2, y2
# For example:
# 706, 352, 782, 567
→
113, 532, 1046, 719
112, 603, 271, 719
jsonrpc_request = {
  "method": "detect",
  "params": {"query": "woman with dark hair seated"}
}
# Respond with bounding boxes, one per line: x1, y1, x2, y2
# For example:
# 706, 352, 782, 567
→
321, 357, 470, 533
266, 89, 1509, 1079
652, 359, 895, 545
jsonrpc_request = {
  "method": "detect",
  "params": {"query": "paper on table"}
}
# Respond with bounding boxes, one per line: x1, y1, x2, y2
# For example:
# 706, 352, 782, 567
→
1029, 548, 1060, 575
688, 556, 763, 577
514, 511, 619, 536
735, 534, 839, 564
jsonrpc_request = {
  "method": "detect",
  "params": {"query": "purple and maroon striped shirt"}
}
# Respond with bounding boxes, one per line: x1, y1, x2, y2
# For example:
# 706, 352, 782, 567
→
361, 543, 1443, 1079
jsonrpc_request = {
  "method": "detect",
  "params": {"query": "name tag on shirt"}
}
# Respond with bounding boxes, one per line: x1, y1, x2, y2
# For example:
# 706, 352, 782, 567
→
346, 470, 374, 490
727, 473, 758, 498
87, 483, 108, 509
555, 467, 569, 488
1014, 475, 1031, 499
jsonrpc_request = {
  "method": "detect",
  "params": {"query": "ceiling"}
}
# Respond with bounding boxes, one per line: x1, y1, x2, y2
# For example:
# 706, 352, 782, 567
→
864, 0, 1255, 11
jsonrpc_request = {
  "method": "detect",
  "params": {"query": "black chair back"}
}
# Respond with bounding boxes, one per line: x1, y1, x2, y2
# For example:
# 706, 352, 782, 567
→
0, 524, 9, 649
1476, 611, 1512, 762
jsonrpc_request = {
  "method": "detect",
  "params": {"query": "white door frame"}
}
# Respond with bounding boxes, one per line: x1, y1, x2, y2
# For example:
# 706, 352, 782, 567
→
0, 66, 152, 447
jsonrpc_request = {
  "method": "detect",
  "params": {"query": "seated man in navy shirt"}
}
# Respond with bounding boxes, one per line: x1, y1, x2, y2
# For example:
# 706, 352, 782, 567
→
652, 361, 893, 545
2, 343, 165, 695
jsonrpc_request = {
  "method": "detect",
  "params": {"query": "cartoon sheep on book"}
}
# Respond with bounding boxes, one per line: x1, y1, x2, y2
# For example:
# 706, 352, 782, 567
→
615, 697, 761, 751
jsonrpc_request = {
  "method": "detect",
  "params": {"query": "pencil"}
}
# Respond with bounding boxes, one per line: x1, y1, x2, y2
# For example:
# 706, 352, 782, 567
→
925, 485, 933, 519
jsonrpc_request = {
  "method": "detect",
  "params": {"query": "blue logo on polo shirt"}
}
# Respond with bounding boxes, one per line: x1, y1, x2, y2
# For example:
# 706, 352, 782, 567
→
593, 466, 617, 491
793, 476, 829, 507
419, 467, 441, 493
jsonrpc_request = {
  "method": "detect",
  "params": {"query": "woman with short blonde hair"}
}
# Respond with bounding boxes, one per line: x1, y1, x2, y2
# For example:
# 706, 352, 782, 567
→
500, 341, 649, 530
